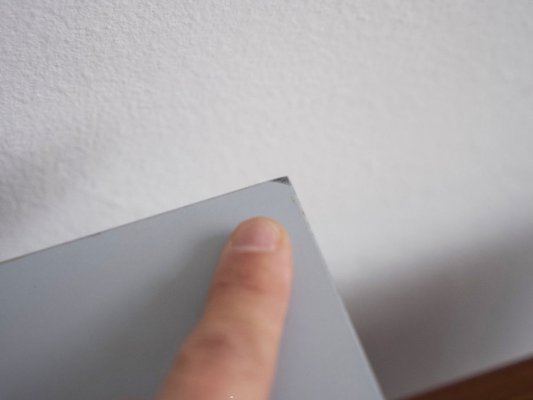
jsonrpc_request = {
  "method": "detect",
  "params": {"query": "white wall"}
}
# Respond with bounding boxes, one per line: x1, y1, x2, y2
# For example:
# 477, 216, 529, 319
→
1, 1, 533, 398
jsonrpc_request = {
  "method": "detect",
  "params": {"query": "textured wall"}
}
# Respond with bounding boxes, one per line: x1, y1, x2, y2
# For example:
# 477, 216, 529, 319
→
1, 1, 533, 398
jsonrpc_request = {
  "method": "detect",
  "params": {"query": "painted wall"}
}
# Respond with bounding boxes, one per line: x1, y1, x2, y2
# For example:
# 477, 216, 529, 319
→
2, 1, 532, 398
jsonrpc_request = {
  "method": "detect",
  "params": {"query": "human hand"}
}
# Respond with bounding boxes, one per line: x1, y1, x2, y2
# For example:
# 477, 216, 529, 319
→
156, 217, 293, 400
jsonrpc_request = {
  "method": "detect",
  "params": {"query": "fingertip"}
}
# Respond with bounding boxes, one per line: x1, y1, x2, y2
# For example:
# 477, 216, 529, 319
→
229, 217, 290, 253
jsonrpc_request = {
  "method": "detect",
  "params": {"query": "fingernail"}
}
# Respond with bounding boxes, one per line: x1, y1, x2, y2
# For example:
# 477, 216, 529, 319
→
230, 218, 280, 252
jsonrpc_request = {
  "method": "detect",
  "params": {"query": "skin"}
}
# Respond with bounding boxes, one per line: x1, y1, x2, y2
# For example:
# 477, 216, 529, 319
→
156, 217, 293, 400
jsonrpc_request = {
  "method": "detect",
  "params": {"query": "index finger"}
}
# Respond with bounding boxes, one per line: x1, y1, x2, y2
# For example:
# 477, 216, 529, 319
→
157, 217, 293, 400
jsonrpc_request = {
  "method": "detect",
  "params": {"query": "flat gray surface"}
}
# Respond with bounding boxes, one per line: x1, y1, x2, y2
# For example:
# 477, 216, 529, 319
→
0, 179, 383, 399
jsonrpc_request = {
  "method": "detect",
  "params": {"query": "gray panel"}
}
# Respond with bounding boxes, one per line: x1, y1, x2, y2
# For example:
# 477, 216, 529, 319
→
0, 178, 383, 399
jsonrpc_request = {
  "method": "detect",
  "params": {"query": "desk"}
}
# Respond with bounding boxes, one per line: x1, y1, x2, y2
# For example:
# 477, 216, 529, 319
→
407, 357, 533, 400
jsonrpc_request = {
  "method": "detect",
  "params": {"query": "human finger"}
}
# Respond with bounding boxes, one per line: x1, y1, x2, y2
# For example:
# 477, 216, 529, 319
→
157, 217, 293, 400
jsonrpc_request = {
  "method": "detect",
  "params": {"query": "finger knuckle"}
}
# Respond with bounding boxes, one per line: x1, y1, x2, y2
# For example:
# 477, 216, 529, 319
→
178, 328, 253, 373
189, 329, 242, 359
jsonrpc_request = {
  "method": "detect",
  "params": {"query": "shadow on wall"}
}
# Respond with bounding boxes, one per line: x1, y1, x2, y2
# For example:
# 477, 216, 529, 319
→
340, 225, 533, 399
0, 130, 124, 260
